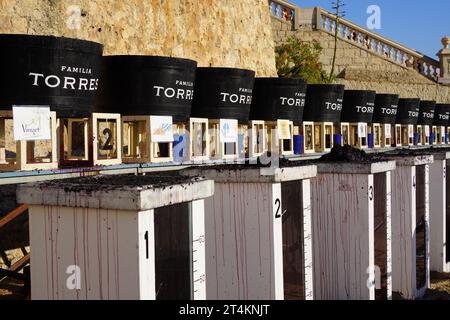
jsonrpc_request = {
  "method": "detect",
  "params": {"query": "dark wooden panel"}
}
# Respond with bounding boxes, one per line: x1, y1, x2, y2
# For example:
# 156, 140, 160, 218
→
374, 173, 388, 300
154, 202, 191, 300
281, 181, 305, 300
415, 165, 427, 289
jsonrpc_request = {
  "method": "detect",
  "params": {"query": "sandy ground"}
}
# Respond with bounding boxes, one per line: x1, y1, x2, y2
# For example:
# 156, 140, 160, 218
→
421, 272, 450, 300
0, 278, 28, 300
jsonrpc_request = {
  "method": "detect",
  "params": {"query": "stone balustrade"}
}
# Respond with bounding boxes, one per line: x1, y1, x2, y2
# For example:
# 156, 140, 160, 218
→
318, 8, 440, 82
269, 0, 297, 30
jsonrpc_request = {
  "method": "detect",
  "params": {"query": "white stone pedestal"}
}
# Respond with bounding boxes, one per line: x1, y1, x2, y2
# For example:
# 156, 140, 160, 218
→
311, 161, 396, 300
17, 174, 214, 300
185, 165, 317, 300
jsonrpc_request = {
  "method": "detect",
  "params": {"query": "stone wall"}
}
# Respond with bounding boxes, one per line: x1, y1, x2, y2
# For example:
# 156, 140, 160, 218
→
272, 16, 450, 102
0, 0, 277, 77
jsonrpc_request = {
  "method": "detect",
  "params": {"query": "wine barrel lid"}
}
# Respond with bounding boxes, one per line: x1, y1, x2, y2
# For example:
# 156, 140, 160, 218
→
303, 84, 345, 123
250, 77, 307, 122
95, 55, 197, 122
191, 67, 256, 124
372, 94, 399, 124
341, 90, 376, 123
434, 104, 450, 126
396, 98, 420, 125
417, 100, 436, 126
0, 34, 103, 118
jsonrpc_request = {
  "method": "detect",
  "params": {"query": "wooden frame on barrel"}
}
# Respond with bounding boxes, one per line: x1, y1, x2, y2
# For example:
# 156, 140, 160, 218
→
208, 119, 238, 161
92, 113, 122, 166
415, 125, 423, 145
420, 125, 431, 146
121, 115, 173, 164
340, 123, 350, 146
58, 117, 93, 167
379, 124, 393, 148
302, 122, 315, 154
0, 110, 58, 172
314, 122, 335, 153
436, 126, 447, 145
266, 121, 294, 157
392, 124, 402, 147
400, 124, 414, 147
189, 118, 209, 161
248, 120, 267, 158
431, 126, 438, 145
349, 122, 369, 150
371, 123, 382, 148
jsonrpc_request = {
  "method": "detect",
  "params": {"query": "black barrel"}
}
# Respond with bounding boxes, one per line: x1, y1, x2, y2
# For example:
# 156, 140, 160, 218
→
303, 84, 345, 123
417, 100, 436, 126
372, 94, 399, 124
95, 56, 197, 122
341, 90, 376, 123
250, 77, 307, 122
434, 104, 450, 126
0, 34, 103, 118
191, 67, 255, 123
396, 98, 420, 125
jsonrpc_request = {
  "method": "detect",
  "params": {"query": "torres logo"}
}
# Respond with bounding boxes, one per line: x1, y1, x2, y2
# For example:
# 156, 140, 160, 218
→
279, 92, 306, 107
153, 80, 195, 101
220, 87, 253, 105
380, 105, 397, 115
408, 110, 419, 118
325, 100, 343, 111
422, 111, 434, 118
355, 104, 374, 114
28, 65, 99, 91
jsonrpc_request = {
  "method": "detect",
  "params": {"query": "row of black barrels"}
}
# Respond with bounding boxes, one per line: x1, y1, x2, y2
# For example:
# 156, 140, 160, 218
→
1, 34, 450, 127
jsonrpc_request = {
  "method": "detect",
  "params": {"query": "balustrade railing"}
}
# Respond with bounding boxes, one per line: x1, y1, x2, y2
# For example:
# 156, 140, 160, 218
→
317, 8, 440, 82
269, 0, 297, 30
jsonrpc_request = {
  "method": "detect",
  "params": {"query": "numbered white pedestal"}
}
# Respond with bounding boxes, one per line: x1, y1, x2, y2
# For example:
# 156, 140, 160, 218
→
429, 151, 450, 273
390, 155, 433, 299
184, 166, 317, 300
311, 161, 396, 300
17, 174, 214, 300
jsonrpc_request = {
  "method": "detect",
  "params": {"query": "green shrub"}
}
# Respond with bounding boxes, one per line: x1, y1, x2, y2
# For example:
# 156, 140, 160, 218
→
275, 37, 334, 84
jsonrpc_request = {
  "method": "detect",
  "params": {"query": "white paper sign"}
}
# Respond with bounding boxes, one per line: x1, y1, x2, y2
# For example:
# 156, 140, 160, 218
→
220, 119, 238, 143
425, 126, 430, 137
150, 116, 173, 142
441, 127, 446, 138
13, 106, 51, 141
385, 125, 391, 139
358, 123, 367, 138
277, 120, 291, 140
408, 125, 414, 139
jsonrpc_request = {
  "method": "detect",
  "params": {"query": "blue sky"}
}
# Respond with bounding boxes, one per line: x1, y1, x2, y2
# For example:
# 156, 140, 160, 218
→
291, 0, 449, 59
